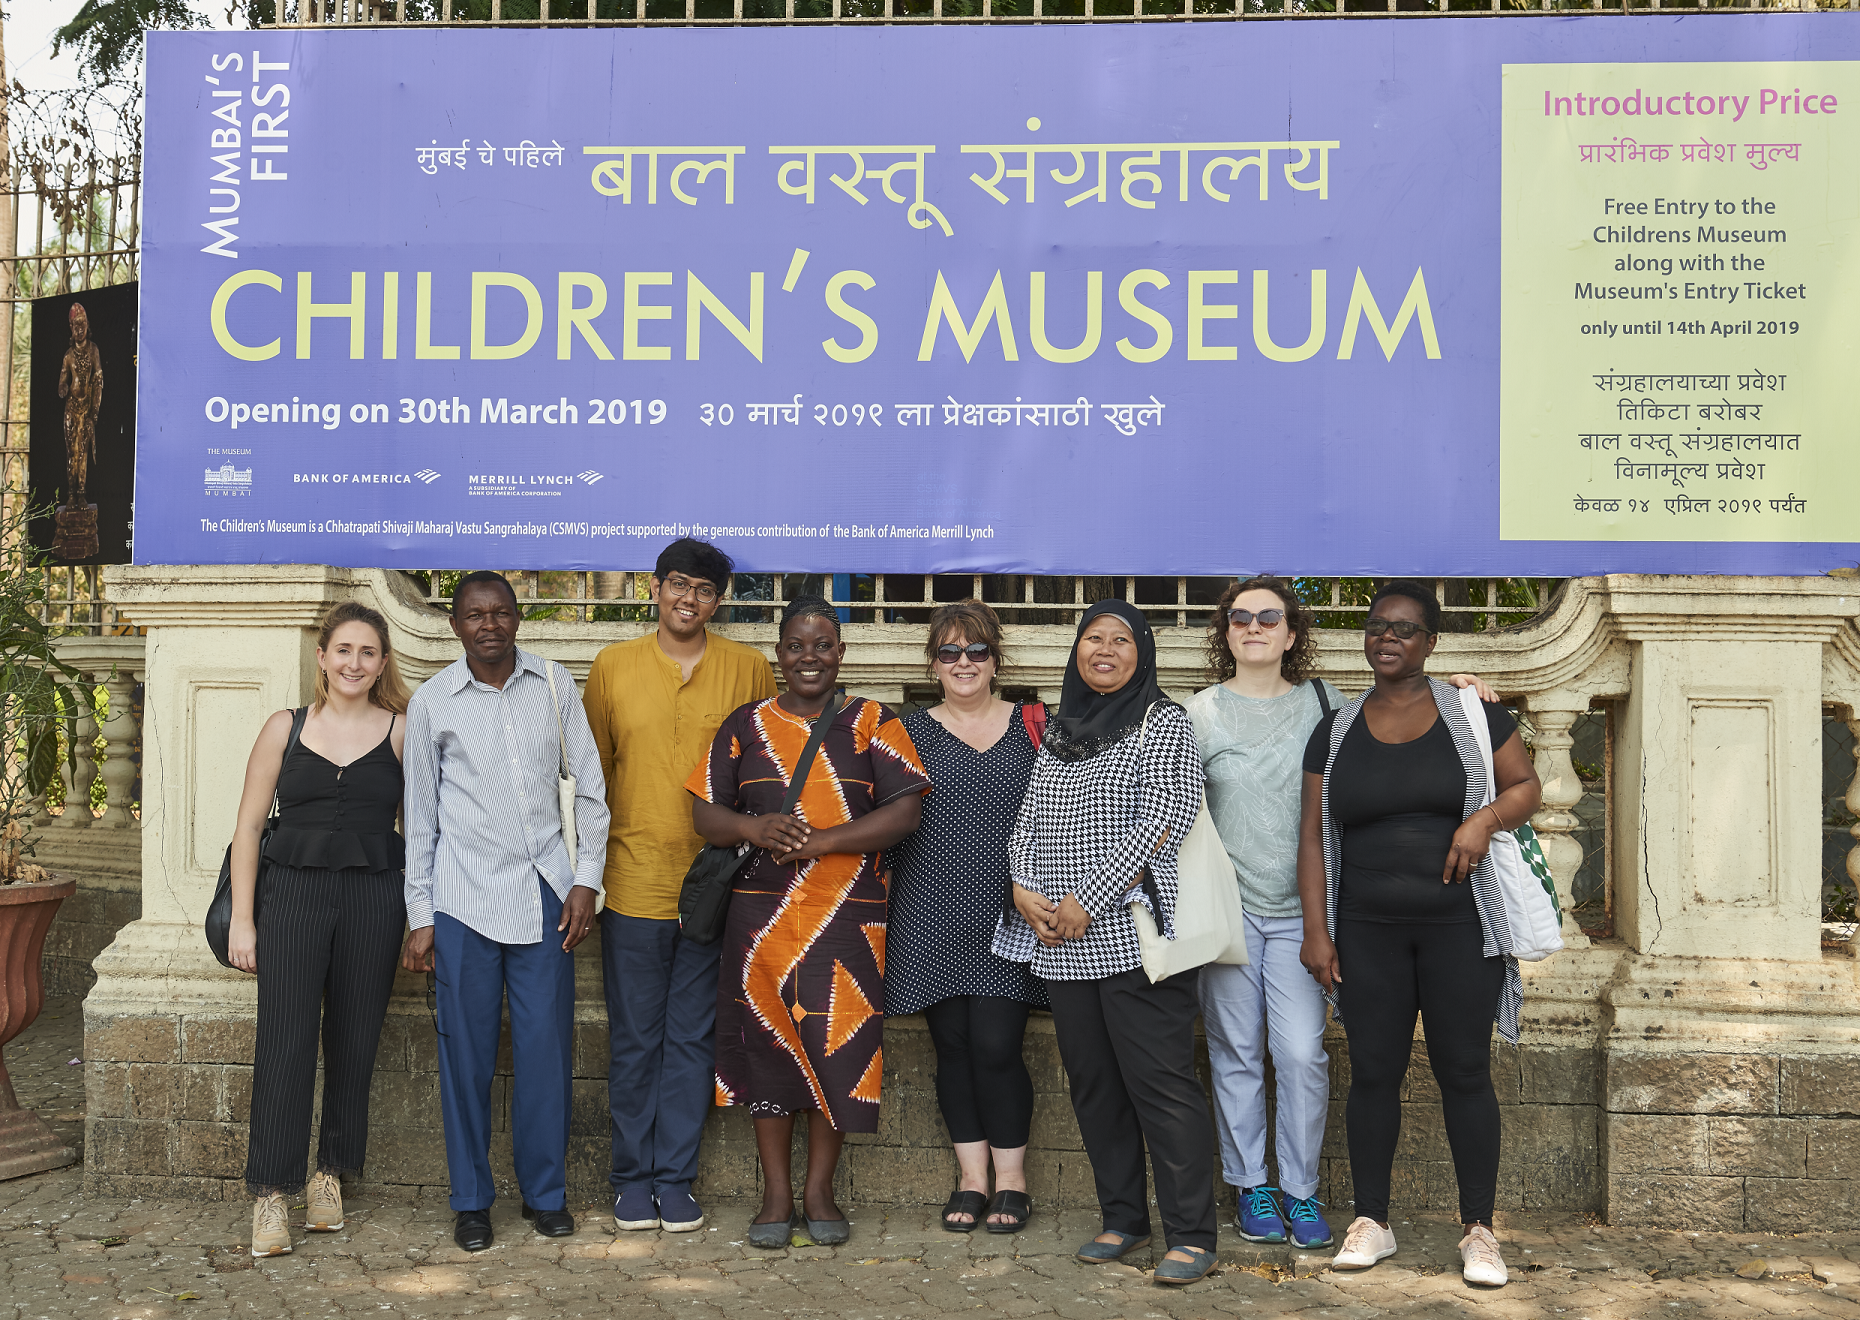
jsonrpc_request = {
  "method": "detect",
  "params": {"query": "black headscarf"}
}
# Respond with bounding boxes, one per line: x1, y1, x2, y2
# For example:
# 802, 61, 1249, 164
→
1044, 599, 1175, 763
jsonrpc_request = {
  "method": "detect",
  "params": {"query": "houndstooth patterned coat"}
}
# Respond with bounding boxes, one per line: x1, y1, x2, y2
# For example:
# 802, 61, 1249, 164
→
992, 702, 1203, 982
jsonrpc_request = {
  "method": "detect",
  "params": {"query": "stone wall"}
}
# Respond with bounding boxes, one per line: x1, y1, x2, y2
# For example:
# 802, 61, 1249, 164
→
82, 983, 1609, 1215
76, 565, 1860, 1228
35, 831, 140, 997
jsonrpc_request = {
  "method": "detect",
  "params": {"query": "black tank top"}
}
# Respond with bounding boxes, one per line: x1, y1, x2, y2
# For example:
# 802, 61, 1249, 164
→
263, 712, 406, 874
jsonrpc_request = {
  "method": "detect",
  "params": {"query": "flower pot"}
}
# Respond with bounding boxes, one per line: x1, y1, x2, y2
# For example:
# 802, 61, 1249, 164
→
0, 874, 78, 1180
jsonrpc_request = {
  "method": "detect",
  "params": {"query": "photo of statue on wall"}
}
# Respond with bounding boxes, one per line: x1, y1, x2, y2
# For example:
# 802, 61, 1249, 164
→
28, 282, 136, 565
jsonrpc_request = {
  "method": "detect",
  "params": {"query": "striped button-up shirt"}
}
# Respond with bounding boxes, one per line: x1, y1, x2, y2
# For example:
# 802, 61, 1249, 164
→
405, 648, 611, 944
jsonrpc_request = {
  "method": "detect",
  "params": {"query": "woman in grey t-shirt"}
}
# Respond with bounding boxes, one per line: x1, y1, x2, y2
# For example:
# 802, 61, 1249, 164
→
1187, 576, 1493, 1253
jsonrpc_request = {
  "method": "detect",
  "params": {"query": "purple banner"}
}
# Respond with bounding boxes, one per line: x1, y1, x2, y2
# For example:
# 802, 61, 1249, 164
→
136, 16, 1860, 572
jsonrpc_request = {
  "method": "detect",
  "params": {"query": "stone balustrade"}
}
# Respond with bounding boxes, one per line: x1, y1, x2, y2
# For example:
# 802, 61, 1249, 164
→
29, 637, 147, 995
74, 565, 1860, 1229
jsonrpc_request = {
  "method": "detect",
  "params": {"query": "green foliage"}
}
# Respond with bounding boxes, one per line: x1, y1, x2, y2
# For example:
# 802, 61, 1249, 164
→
54, 0, 207, 83
0, 494, 89, 880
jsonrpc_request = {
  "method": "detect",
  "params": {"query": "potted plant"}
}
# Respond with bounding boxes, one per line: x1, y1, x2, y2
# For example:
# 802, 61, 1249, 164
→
0, 491, 85, 1179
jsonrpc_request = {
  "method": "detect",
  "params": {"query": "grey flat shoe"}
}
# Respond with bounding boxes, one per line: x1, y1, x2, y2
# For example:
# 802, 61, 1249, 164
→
805, 1215, 850, 1246
1153, 1246, 1216, 1286
1076, 1230, 1152, 1263
747, 1213, 799, 1249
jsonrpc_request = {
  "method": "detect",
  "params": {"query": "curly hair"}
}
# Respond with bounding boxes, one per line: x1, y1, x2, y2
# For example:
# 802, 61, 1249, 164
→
1205, 575, 1316, 685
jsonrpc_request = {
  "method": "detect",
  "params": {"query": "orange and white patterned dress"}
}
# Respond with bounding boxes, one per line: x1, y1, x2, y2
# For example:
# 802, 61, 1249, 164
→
686, 696, 930, 1132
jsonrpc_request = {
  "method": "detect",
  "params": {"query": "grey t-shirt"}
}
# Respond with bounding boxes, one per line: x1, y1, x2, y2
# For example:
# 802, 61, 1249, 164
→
1185, 679, 1343, 918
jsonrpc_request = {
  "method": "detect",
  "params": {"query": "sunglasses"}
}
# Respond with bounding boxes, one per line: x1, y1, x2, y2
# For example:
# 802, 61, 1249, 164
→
1227, 608, 1286, 629
1364, 618, 1433, 640
934, 642, 994, 665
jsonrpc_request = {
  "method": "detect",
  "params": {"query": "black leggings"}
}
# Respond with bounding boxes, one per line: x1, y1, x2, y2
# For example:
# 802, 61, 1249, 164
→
1336, 918, 1505, 1227
922, 996, 1033, 1149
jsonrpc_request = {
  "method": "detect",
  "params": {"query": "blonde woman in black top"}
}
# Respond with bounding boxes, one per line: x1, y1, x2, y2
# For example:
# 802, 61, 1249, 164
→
228, 601, 410, 1258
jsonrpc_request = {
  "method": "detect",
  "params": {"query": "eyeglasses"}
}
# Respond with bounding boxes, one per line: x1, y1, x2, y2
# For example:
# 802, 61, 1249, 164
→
1227, 608, 1286, 629
660, 574, 720, 604
934, 642, 993, 665
1364, 618, 1433, 640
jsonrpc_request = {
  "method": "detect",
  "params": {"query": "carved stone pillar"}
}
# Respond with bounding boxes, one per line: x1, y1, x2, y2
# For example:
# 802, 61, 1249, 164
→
93, 669, 140, 829
51, 686, 98, 831
1522, 700, 1592, 949
51, 640, 148, 832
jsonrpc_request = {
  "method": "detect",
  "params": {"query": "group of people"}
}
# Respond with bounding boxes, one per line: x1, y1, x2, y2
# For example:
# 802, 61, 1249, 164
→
227, 543, 1541, 1293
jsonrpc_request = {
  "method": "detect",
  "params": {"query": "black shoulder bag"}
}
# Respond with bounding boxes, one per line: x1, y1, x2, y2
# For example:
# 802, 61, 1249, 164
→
678, 693, 842, 946
206, 706, 307, 969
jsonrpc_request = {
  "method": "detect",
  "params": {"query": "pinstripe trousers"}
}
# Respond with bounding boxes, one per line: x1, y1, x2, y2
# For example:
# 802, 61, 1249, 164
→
245, 863, 407, 1195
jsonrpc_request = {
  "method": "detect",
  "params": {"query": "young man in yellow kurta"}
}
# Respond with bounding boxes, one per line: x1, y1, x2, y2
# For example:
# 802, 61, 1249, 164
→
582, 540, 776, 1232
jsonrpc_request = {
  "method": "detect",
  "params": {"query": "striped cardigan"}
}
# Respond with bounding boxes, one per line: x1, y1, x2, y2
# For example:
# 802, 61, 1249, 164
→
1315, 676, 1524, 1044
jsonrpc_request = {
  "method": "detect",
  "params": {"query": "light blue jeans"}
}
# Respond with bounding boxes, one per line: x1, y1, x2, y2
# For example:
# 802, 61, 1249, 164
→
1197, 912, 1330, 1201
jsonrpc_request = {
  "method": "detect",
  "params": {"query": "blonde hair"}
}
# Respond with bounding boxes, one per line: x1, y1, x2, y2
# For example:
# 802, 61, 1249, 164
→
314, 601, 410, 714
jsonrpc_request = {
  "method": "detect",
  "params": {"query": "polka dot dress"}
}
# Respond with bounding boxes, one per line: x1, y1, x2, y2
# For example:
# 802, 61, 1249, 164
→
884, 704, 1048, 1016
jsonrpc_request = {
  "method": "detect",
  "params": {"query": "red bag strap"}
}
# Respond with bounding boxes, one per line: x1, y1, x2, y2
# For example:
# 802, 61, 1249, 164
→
1021, 701, 1047, 750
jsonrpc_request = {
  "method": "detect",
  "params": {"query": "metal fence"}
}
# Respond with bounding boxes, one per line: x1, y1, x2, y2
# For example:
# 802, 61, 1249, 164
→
405, 569, 1566, 630
2, 159, 142, 634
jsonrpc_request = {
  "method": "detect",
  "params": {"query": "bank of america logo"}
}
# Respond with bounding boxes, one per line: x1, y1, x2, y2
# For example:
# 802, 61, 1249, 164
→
204, 463, 252, 487
415, 469, 441, 484
577, 470, 605, 485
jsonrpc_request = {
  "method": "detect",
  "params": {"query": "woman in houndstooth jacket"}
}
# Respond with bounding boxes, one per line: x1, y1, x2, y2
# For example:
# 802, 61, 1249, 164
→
992, 600, 1218, 1287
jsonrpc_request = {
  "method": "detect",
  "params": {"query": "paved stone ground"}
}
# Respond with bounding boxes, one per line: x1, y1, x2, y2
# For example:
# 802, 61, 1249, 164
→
7, 997, 1860, 1320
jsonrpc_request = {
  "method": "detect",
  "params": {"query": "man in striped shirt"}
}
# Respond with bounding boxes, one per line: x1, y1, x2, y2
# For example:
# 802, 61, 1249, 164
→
402, 572, 610, 1253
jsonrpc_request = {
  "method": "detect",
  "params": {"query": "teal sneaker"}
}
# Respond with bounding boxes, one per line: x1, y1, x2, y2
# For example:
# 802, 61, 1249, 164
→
1284, 1196, 1333, 1249
1236, 1186, 1286, 1243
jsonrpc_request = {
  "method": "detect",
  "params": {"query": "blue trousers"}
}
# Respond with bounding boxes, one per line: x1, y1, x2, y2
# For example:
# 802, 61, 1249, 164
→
433, 877, 576, 1213
599, 911, 720, 1196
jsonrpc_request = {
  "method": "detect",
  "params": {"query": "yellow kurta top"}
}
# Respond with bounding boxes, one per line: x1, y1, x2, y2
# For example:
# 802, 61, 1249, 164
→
582, 630, 777, 919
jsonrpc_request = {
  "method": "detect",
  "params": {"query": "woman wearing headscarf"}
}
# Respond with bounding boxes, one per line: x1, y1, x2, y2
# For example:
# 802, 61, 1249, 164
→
993, 601, 1217, 1286
688, 596, 931, 1249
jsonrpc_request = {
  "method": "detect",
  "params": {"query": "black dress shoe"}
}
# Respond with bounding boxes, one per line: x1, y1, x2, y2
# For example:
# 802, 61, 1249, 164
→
522, 1204, 576, 1237
454, 1210, 494, 1252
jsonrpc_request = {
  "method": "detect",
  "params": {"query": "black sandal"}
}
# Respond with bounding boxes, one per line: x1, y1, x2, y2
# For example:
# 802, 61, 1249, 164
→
985, 1189, 1032, 1235
941, 1190, 988, 1233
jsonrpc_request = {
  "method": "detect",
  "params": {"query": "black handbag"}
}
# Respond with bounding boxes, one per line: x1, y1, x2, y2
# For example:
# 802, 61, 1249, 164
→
678, 692, 842, 946
206, 706, 307, 969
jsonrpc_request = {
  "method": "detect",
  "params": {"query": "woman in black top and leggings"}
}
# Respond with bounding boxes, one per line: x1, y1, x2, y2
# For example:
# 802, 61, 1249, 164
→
1296, 581, 1540, 1290
227, 601, 410, 1258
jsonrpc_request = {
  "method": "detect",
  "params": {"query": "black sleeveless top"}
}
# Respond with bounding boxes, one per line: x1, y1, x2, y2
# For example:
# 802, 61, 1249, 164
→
263, 713, 406, 874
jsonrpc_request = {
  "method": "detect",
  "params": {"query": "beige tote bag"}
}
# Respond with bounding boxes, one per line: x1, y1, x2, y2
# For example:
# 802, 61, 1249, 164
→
1127, 703, 1249, 982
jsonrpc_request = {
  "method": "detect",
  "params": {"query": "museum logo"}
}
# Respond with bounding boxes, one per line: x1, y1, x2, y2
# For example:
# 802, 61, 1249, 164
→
205, 461, 253, 496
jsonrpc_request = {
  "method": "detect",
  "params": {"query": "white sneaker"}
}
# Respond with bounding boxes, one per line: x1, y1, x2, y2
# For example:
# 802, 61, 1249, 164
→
1458, 1224, 1508, 1287
1331, 1217, 1397, 1270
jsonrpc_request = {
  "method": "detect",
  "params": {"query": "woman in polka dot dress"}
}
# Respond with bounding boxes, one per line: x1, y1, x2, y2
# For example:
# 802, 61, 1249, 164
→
886, 600, 1048, 1235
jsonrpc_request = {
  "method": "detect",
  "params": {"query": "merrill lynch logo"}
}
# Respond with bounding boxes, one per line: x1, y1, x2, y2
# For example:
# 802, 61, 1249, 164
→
464, 470, 605, 495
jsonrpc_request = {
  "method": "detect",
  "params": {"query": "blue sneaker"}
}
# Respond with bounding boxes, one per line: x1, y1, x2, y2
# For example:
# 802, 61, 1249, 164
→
657, 1184, 706, 1233
1235, 1185, 1286, 1243
1283, 1196, 1333, 1249
612, 1184, 659, 1231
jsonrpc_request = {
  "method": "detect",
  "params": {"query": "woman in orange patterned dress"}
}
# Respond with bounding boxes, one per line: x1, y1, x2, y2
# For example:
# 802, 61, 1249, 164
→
688, 595, 930, 1248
